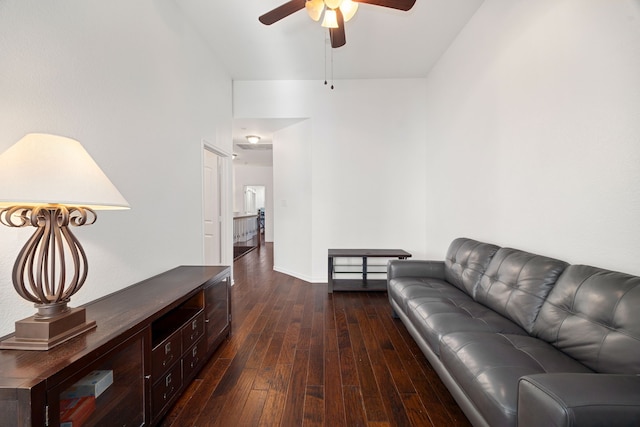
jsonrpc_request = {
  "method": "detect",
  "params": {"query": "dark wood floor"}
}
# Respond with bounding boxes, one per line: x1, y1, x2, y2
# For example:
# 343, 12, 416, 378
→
161, 243, 471, 427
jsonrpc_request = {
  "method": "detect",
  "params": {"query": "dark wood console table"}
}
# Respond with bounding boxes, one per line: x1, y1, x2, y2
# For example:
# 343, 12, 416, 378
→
328, 249, 411, 293
0, 265, 231, 427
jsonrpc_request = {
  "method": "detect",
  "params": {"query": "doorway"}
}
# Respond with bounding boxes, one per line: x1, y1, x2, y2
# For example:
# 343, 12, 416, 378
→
203, 148, 222, 265
244, 185, 265, 239
243, 185, 265, 215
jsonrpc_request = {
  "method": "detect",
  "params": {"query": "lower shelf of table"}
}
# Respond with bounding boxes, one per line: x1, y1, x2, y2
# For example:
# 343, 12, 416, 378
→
329, 279, 388, 292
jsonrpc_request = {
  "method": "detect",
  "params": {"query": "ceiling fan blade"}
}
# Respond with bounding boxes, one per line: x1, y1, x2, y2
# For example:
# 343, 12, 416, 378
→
353, 0, 416, 11
330, 9, 346, 48
259, 0, 306, 25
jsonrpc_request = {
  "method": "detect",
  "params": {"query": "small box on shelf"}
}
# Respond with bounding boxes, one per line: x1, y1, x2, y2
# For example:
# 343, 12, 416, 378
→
61, 370, 114, 400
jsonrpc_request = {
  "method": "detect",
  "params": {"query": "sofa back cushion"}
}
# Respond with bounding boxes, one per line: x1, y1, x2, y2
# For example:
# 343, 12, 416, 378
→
474, 248, 568, 333
444, 238, 499, 297
533, 265, 640, 373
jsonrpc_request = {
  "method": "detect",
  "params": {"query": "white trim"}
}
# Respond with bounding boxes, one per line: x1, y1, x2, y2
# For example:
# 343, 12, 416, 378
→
272, 266, 324, 284
201, 140, 233, 278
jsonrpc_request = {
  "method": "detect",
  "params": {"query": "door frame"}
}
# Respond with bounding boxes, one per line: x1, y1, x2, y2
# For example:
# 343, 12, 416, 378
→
202, 140, 232, 268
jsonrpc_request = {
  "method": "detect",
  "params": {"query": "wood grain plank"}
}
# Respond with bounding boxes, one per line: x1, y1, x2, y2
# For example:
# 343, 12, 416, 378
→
281, 349, 310, 425
194, 333, 260, 425
258, 363, 293, 426
334, 302, 359, 386
303, 385, 324, 427
324, 350, 347, 426
343, 385, 368, 427
212, 368, 259, 427
352, 297, 412, 426
278, 321, 301, 365
401, 392, 435, 427
236, 389, 268, 426
254, 331, 286, 390
347, 316, 388, 423
307, 343, 325, 387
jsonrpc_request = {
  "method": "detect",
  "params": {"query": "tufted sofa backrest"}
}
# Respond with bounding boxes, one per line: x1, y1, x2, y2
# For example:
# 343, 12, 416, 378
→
533, 265, 640, 373
475, 248, 568, 333
444, 238, 499, 297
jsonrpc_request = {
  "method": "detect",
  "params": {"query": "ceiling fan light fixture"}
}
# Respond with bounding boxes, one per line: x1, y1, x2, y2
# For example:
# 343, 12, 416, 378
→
324, 0, 343, 9
321, 8, 339, 28
339, 0, 358, 22
306, 0, 325, 21
246, 135, 261, 144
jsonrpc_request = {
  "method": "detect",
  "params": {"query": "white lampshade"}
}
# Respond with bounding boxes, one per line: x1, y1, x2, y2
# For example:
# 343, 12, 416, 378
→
0, 133, 129, 210
306, 0, 325, 21
340, 0, 358, 22
324, 0, 343, 9
321, 9, 339, 28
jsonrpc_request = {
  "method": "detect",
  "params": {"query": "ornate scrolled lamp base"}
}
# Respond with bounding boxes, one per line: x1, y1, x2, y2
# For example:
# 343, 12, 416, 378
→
0, 205, 97, 350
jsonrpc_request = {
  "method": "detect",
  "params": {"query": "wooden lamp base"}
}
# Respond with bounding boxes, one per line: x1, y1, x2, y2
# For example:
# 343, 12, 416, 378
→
0, 307, 96, 351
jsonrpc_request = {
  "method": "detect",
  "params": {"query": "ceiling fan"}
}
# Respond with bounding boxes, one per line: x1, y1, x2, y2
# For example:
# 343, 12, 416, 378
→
259, 0, 417, 48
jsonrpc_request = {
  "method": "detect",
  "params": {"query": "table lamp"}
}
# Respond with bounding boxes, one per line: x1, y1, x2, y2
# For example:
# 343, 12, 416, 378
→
0, 133, 129, 350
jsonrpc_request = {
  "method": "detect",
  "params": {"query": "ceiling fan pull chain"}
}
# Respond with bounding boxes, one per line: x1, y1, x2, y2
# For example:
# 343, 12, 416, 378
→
331, 40, 335, 90
323, 30, 335, 90
324, 32, 328, 86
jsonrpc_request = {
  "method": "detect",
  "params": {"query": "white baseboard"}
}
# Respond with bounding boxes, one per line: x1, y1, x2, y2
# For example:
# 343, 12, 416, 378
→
272, 265, 326, 284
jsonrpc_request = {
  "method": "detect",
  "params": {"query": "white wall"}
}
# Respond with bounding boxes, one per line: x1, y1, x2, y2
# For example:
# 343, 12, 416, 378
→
233, 164, 274, 242
234, 80, 429, 282
272, 120, 314, 280
0, 0, 232, 336
423, 0, 640, 273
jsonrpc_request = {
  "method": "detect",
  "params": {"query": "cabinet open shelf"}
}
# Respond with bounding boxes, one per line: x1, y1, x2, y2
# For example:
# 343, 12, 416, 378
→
328, 249, 412, 293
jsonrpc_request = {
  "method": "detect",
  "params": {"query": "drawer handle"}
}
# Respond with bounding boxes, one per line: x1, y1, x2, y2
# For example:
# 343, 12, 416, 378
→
163, 386, 175, 401
166, 373, 172, 387
162, 353, 174, 367
192, 319, 198, 330
192, 346, 198, 357
190, 358, 199, 369
165, 342, 171, 355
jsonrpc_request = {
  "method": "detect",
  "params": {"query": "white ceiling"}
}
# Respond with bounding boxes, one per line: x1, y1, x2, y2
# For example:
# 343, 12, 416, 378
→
175, 0, 484, 164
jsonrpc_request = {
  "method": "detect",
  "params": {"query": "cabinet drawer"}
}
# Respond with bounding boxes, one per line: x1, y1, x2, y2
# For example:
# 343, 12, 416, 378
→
152, 362, 183, 415
183, 339, 206, 381
152, 330, 182, 379
181, 312, 205, 351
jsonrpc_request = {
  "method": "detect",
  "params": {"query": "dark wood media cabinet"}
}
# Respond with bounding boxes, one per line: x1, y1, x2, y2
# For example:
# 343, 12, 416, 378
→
328, 249, 412, 293
0, 265, 231, 427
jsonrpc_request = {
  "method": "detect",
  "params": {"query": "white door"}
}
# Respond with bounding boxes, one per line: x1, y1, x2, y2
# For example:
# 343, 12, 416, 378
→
204, 148, 221, 264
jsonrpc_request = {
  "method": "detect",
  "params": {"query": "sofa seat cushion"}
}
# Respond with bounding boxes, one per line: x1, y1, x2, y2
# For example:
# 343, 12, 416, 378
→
408, 297, 527, 356
388, 276, 471, 313
440, 332, 592, 427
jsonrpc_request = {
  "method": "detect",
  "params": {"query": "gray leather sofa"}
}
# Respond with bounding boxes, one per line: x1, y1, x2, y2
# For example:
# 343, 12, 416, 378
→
387, 238, 640, 427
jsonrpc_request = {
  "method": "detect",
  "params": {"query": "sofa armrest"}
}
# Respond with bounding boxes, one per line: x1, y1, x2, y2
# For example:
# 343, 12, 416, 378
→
387, 260, 445, 280
518, 373, 640, 427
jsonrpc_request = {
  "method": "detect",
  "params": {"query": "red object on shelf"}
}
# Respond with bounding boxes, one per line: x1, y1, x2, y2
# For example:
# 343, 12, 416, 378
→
60, 396, 96, 427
